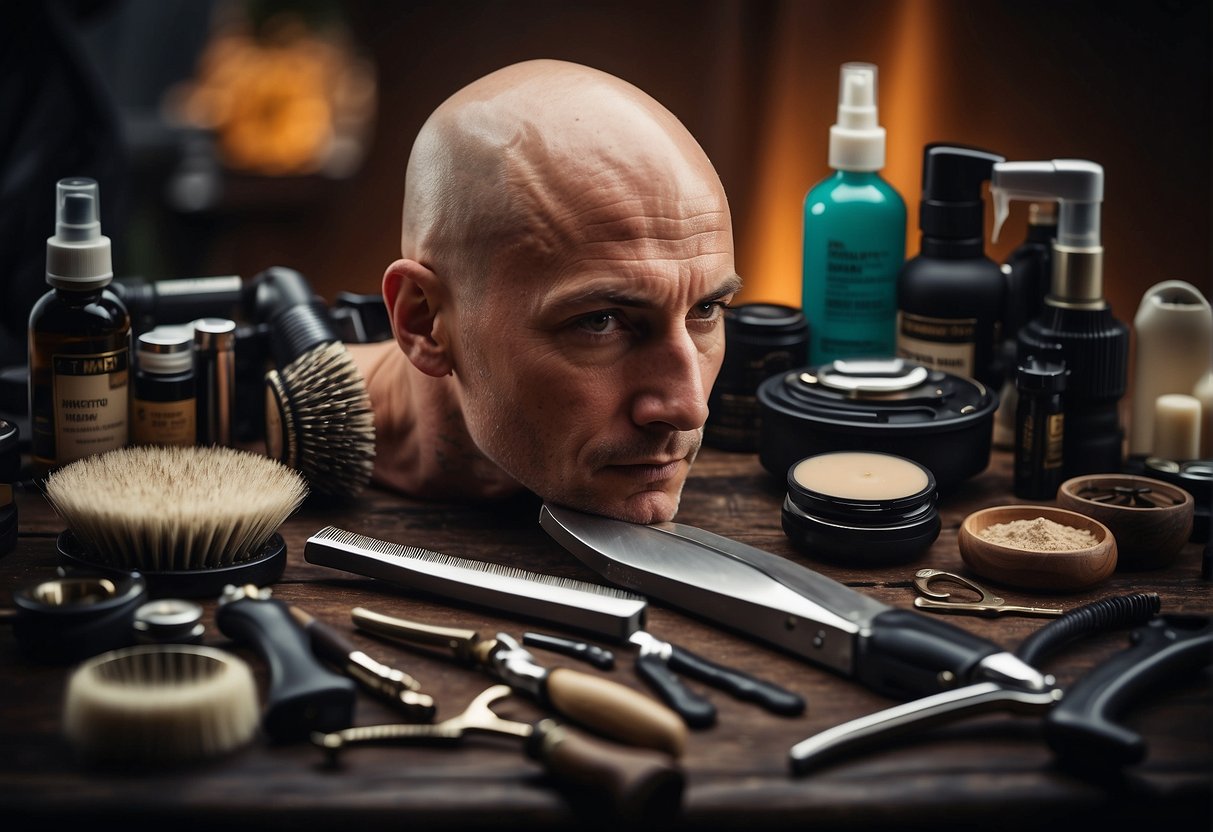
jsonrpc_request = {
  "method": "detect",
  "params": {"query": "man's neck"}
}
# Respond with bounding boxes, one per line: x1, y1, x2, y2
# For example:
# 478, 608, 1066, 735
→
350, 342, 521, 500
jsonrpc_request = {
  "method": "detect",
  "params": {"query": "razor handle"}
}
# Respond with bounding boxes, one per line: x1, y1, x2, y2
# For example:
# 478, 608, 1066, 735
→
217, 595, 357, 741
854, 609, 1009, 699
1043, 615, 1213, 769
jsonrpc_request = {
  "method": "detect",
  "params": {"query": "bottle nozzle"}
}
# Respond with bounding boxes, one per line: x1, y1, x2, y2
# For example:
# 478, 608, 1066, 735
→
55, 178, 102, 243
837, 63, 878, 129
989, 160, 1103, 249
46, 177, 112, 289
828, 62, 886, 171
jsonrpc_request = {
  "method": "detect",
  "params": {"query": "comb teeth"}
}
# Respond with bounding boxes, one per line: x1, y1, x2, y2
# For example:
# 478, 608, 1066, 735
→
304, 526, 646, 641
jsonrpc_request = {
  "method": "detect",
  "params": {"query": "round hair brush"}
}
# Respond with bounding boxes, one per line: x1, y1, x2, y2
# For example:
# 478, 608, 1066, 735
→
252, 267, 375, 497
44, 445, 308, 596
64, 644, 259, 765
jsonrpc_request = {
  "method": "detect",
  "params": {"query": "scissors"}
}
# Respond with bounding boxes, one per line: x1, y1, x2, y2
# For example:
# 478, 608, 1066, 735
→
912, 569, 1064, 618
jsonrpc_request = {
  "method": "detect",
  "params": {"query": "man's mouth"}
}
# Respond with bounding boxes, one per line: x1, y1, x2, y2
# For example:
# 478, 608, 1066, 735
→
608, 458, 685, 482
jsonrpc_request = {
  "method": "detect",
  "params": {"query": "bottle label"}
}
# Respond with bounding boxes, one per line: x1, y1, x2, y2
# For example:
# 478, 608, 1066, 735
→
132, 397, 196, 446
1044, 412, 1065, 469
52, 348, 129, 463
809, 239, 901, 361
896, 312, 976, 377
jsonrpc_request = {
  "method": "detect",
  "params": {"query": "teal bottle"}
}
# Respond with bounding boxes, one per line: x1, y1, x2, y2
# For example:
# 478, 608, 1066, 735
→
802, 63, 905, 364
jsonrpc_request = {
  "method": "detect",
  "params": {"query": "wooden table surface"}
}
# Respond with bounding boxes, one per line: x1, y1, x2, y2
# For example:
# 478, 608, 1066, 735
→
2, 448, 1210, 830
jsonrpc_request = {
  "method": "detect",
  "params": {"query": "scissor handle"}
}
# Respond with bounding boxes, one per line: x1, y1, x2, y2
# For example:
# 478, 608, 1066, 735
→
635, 651, 717, 728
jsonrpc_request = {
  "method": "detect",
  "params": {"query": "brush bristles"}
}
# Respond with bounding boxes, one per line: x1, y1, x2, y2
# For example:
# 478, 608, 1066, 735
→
44, 445, 308, 571
272, 341, 375, 496
64, 645, 259, 764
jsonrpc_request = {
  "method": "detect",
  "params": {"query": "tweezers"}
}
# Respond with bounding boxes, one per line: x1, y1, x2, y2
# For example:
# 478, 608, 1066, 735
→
912, 569, 1064, 618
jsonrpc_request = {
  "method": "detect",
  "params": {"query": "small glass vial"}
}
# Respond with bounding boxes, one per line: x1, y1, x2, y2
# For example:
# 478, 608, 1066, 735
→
28, 178, 130, 470
193, 318, 236, 446
1014, 357, 1067, 499
132, 329, 196, 446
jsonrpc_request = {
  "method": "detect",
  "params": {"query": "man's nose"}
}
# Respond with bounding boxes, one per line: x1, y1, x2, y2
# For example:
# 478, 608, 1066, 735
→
630, 330, 711, 431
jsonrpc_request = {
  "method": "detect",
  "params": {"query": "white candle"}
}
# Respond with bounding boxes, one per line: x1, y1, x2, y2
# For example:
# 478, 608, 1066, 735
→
1152, 394, 1202, 461
792, 451, 928, 500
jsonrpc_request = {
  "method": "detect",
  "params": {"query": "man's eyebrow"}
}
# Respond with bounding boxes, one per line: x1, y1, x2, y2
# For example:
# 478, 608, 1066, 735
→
546, 274, 744, 312
708, 274, 744, 302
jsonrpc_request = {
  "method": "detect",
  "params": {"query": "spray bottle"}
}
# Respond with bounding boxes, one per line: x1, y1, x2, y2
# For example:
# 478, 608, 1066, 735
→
802, 62, 906, 363
989, 159, 1129, 478
28, 178, 131, 470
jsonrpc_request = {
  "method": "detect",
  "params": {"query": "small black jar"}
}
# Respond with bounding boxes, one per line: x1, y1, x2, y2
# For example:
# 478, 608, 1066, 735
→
705, 303, 809, 452
781, 451, 940, 565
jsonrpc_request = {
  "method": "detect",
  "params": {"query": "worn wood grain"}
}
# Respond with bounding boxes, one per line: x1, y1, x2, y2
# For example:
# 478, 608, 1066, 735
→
1, 448, 1209, 830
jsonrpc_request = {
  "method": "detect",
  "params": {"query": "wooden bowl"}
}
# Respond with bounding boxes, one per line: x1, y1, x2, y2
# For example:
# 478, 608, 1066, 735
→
958, 505, 1117, 591
1057, 474, 1194, 570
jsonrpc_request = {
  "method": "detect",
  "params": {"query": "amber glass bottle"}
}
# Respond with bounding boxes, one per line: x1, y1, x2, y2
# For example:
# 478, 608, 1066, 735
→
28, 178, 130, 470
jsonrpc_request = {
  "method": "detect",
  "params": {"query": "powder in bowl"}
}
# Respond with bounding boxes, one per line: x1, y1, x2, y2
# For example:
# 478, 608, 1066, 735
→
978, 516, 1096, 551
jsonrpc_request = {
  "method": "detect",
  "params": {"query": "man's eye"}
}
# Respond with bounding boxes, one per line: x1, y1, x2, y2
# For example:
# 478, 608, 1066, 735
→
690, 301, 729, 321
577, 311, 621, 334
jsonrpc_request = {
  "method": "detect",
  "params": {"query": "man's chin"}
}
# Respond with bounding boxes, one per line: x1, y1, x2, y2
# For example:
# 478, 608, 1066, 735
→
556, 486, 683, 524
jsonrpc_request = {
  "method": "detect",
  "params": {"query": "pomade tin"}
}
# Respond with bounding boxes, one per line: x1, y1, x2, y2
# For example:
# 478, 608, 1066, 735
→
781, 450, 940, 565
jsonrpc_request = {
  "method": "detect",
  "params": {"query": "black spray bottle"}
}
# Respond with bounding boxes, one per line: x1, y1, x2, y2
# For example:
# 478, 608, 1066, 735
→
895, 144, 1006, 388
990, 160, 1128, 477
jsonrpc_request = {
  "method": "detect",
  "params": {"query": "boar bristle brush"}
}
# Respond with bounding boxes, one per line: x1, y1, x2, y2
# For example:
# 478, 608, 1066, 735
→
44, 445, 308, 596
251, 266, 375, 497
64, 644, 260, 765
265, 341, 375, 497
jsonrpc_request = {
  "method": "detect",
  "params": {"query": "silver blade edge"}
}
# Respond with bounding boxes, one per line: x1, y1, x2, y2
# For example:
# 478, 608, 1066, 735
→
539, 504, 867, 676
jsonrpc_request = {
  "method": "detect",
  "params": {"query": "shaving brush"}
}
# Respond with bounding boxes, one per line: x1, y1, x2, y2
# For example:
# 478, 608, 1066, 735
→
45, 445, 308, 595
251, 267, 375, 497
64, 644, 260, 765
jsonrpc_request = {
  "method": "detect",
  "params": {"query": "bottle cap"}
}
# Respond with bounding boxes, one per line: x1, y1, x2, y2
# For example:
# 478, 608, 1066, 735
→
137, 331, 194, 375
45, 178, 113, 291
1016, 356, 1068, 393
828, 63, 886, 172
918, 145, 1005, 241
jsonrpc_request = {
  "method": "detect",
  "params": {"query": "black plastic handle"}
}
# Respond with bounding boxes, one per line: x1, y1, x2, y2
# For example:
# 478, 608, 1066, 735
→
216, 596, 357, 742
635, 652, 716, 728
667, 644, 805, 716
522, 631, 615, 670
858, 608, 1003, 699
1043, 615, 1213, 769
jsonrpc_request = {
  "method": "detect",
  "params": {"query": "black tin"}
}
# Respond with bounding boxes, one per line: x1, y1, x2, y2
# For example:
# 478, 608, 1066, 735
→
781, 451, 940, 565
757, 358, 997, 492
706, 303, 809, 452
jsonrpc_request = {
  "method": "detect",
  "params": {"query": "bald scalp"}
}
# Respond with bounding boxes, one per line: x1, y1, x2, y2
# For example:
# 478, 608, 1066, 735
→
399, 60, 725, 301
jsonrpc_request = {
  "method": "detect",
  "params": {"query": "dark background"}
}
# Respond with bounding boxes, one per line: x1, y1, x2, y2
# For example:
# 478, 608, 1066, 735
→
2, 0, 1209, 370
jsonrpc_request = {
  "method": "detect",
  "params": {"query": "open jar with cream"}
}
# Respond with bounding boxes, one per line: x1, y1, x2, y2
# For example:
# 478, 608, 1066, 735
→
781, 451, 940, 565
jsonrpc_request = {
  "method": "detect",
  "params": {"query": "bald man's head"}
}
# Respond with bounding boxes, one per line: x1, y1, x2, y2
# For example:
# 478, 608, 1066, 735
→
382, 60, 738, 523
399, 60, 728, 301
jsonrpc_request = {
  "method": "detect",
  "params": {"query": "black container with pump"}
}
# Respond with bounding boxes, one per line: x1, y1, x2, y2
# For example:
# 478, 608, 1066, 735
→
989, 159, 1128, 478
896, 144, 1006, 388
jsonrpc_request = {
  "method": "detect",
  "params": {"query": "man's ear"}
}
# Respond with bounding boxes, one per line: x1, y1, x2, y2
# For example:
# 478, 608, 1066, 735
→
383, 258, 454, 377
